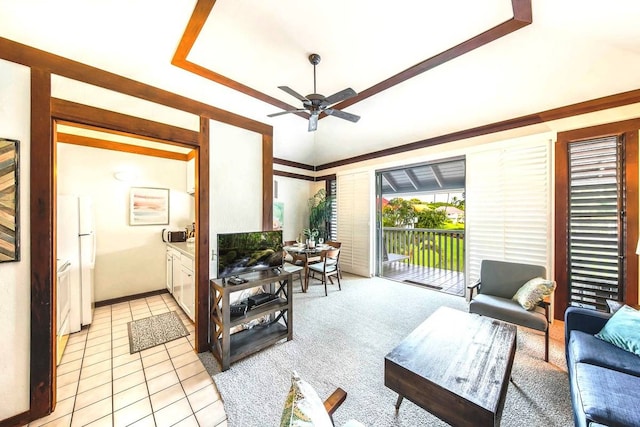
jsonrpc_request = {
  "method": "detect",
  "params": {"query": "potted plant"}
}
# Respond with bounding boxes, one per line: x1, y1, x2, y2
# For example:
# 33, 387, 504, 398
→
302, 227, 319, 247
307, 188, 333, 241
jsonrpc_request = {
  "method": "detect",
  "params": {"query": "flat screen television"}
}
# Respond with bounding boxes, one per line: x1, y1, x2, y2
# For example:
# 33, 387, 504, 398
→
217, 230, 283, 279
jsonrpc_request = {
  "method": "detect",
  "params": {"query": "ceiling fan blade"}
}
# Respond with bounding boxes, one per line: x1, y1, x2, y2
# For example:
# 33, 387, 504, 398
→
268, 109, 307, 118
278, 86, 310, 103
323, 88, 357, 106
308, 114, 318, 132
324, 108, 360, 123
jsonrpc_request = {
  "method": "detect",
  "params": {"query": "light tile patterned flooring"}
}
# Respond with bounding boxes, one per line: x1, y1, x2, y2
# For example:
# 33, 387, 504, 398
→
29, 293, 227, 427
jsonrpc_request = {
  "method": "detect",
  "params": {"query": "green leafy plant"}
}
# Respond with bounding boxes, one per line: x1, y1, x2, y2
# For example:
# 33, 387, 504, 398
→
302, 227, 319, 240
382, 198, 417, 227
415, 208, 448, 229
307, 189, 333, 240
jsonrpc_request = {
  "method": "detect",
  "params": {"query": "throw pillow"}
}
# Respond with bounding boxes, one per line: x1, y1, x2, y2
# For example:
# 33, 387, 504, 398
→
606, 299, 625, 314
512, 277, 556, 310
595, 305, 640, 357
280, 372, 333, 427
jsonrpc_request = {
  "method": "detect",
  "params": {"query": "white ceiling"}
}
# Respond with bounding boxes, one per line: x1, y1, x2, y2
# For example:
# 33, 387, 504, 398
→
2, 0, 640, 166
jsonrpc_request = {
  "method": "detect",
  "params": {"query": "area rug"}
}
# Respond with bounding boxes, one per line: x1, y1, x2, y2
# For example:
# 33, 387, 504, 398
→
127, 311, 189, 354
201, 275, 573, 427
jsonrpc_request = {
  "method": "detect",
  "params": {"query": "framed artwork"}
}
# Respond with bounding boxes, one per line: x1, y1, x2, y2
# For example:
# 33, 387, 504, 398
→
129, 187, 169, 226
0, 138, 19, 262
273, 201, 284, 230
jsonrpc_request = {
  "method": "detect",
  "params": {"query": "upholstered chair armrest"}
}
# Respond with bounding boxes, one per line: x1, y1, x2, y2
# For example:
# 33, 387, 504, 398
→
467, 280, 481, 299
564, 306, 611, 348
324, 387, 347, 420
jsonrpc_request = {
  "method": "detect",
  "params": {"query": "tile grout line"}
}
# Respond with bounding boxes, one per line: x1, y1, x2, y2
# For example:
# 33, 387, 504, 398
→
161, 295, 199, 426
145, 297, 161, 427
127, 297, 154, 426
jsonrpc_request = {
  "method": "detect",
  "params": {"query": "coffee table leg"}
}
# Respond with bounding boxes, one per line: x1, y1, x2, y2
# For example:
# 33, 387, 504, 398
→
395, 395, 404, 412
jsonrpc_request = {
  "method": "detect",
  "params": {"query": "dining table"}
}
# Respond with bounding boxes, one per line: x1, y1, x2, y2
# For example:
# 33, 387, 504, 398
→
283, 244, 334, 292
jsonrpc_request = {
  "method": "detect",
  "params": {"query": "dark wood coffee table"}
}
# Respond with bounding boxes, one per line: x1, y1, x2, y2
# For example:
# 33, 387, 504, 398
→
385, 307, 516, 427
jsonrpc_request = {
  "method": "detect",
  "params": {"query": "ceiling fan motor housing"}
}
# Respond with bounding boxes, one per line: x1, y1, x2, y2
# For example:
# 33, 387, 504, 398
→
306, 93, 325, 111
308, 53, 321, 65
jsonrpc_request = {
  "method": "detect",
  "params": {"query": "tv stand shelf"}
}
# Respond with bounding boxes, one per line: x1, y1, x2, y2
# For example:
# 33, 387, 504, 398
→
209, 270, 293, 371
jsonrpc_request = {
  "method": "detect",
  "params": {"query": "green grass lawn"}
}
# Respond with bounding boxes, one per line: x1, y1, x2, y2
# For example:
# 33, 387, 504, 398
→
408, 234, 465, 271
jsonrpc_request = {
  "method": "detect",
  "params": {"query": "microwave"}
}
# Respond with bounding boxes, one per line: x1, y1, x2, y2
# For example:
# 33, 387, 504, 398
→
162, 229, 187, 243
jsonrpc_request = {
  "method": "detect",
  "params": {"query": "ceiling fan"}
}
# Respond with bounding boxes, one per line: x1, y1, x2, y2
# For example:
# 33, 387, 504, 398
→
268, 53, 361, 132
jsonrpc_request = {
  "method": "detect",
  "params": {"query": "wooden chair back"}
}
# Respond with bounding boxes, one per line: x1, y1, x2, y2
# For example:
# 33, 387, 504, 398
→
325, 241, 342, 248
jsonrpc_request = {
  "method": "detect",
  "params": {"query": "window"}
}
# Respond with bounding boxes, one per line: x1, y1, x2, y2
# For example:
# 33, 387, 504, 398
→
555, 120, 639, 318
327, 178, 338, 241
466, 138, 552, 289
567, 137, 622, 311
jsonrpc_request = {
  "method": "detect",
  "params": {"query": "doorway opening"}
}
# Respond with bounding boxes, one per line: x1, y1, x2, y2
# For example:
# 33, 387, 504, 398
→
54, 121, 198, 367
375, 157, 466, 296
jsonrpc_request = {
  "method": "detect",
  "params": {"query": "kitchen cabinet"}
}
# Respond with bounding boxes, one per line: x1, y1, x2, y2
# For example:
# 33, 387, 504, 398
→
165, 243, 195, 322
179, 256, 195, 321
186, 157, 195, 195
166, 248, 179, 293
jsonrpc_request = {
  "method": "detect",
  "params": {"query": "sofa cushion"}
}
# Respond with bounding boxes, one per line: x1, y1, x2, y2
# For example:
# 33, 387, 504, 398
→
575, 363, 640, 426
469, 294, 548, 331
595, 305, 640, 357
568, 330, 640, 377
512, 277, 556, 310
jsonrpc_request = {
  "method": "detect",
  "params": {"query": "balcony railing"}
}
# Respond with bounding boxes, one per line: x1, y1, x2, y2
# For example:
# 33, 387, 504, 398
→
383, 227, 465, 272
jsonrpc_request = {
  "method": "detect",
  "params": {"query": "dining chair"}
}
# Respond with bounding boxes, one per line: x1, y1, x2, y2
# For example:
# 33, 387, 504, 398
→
282, 260, 304, 292
324, 241, 343, 278
307, 248, 341, 296
283, 242, 305, 267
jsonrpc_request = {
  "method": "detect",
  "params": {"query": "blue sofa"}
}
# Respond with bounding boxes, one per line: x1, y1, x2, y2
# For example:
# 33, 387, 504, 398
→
564, 307, 640, 427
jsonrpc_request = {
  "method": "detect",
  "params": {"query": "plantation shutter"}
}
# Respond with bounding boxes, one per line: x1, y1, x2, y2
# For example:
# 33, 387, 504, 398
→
567, 137, 621, 311
466, 138, 552, 291
337, 171, 372, 277
329, 179, 338, 241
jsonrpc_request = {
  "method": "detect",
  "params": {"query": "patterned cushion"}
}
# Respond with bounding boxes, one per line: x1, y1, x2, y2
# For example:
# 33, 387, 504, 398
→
512, 277, 556, 310
595, 305, 640, 357
280, 372, 333, 427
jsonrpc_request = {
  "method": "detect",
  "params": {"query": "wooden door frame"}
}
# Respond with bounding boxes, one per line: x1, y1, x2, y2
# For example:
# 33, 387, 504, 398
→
554, 119, 640, 320
1, 36, 273, 424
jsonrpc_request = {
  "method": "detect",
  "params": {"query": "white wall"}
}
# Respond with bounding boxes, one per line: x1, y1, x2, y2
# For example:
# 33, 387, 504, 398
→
274, 176, 314, 242
57, 143, 192, 301
209, 120, 263, 277
0, 59, 31, 419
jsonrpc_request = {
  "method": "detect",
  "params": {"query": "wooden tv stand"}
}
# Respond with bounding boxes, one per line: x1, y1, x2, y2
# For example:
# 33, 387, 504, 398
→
209, 270, 293, 371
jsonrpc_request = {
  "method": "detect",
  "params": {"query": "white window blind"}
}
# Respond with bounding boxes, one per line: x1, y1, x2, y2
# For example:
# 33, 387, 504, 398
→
466, 140, 552, 291
337, 171, 372, 277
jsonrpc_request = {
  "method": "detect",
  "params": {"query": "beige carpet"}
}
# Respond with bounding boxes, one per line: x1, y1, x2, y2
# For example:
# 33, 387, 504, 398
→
200, 275, 572, 427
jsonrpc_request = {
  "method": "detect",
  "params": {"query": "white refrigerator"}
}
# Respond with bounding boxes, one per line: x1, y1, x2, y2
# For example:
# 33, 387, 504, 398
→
57, 195, 96, 332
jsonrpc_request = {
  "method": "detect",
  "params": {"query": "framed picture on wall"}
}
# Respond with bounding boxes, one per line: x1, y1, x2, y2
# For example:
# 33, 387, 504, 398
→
0, 138, 20, 262
129, 187, 170, 226
273, 201, 284, 230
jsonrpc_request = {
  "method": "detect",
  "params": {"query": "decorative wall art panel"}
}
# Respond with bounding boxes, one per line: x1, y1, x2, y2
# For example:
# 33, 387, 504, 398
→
0, 138, 19, 262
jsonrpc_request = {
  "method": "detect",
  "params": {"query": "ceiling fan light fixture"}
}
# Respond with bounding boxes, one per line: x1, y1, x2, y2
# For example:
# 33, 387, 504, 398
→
268, 53, 361, 132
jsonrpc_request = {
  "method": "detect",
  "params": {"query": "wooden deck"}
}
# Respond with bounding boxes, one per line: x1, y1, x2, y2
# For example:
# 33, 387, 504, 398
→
381, 262, 465, 297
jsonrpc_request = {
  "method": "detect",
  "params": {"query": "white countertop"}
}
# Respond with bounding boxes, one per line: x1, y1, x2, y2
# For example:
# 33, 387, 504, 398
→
166, 241, 196, 259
